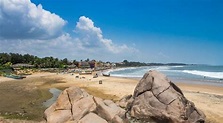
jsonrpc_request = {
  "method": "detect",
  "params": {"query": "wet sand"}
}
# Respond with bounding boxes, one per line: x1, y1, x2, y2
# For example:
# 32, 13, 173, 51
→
0, 72, 222, 123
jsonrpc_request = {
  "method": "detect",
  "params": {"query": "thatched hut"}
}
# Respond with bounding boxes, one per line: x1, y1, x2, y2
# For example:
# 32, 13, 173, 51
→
11, 63, 34, 70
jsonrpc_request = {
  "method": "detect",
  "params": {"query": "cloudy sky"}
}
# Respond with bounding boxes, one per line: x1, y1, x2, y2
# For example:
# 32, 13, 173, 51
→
0, 0, 222, 65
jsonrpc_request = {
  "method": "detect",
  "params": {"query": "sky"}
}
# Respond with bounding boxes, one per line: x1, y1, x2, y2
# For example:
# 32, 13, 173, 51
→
0, 0, 223, 65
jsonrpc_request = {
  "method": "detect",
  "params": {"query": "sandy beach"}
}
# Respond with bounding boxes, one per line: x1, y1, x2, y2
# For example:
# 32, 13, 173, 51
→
0, 72, 222, 123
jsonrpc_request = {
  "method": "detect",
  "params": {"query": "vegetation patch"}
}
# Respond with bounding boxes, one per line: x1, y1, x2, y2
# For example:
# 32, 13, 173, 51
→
81, 86, 119, 101
0, 78, 55, 121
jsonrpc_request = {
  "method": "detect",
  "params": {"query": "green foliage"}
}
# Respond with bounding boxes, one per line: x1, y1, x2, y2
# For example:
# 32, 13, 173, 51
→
85, 58, 90, 62
3, 62, 12, 68
0, 53, 73, 68
0, 71, 4, 76
123, 60, 128, 63
62, 58, 69, 65
117, 60, 147, 67
0, 62, 12, 70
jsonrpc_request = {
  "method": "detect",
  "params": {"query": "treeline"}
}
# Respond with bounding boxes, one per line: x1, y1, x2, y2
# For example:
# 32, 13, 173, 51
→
0, 52, 187, 69
117, 60, 187, 67
0, 53, 77, 69
116, 60, 148, 67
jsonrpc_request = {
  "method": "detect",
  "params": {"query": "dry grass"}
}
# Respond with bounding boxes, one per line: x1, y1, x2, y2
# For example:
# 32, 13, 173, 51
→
81, 86, 120, 101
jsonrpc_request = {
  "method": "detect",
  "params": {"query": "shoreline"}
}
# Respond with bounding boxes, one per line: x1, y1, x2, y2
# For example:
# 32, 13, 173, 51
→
172, 77, 223, 87
110, 74, 223, 87
0, 72, 222, 123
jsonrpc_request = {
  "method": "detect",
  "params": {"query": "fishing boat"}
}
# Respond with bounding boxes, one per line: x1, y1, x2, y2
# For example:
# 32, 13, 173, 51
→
3, 74, 26, 79
102, 72, 110, 77
79, 70, 92, 75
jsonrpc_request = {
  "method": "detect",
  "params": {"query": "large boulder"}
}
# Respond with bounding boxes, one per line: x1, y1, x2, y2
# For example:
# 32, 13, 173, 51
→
44, 86, 126, 123
129, 70, 205, 123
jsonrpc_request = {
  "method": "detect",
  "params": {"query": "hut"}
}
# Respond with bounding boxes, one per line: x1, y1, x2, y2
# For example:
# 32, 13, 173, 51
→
67, 64, 77, 69
78, 61, 90, 69
11, 63, 34, 70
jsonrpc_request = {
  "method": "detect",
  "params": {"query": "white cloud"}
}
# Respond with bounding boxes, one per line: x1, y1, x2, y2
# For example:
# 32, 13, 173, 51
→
0, 0, 66, 39
0, 0, 138, 61
0, 34, 75, 57
75, 16, 135, 54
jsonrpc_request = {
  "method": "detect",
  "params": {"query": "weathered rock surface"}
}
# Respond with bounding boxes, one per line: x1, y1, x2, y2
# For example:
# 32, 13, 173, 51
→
129, 70, 205, 123
44, 86, 126, 123
116, 95, 133, 109
79, 113, 107, 123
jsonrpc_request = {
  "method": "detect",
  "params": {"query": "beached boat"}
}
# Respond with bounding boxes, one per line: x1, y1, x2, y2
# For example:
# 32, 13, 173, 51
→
79, 70, 92, 75
3, 74, 26, 79
102, 73, 110, 77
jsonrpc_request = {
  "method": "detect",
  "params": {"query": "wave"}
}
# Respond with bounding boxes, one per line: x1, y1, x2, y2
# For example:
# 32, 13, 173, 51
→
111, 74, 143, 78
182, 70, 223, 79
107, 67, 144, 72
109, 66, 174, 78
155, 66, 171, 70
108, 67, 149, 78
170, 66, 184, 68
108, 66, 176, 73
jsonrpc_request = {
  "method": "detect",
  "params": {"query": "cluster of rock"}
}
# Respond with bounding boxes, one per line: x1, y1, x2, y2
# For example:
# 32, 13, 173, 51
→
44, 86, 126, 123
44, 70, 205, 123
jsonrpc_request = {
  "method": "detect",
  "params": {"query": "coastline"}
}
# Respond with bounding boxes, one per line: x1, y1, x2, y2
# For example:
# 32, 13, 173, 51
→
0, 72, 222, 123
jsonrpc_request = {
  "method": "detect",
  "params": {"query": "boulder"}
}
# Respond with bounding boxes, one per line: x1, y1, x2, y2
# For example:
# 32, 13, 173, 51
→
96, 99, 126, 122
71, 95, 96, 122
44, 86, 127, 123
55, 90, 71, 110
79, 113, 108, 123
116, 95, 133, 109
45, 109, 73, 123
129, 70, 205, 123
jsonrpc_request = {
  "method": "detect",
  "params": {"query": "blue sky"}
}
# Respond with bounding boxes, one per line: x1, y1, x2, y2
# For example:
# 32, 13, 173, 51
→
0, 0, 223, 65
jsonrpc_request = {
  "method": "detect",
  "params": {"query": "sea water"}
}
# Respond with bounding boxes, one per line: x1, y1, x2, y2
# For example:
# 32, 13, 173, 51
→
109, 65, 223, 86
43, 88, 62, 107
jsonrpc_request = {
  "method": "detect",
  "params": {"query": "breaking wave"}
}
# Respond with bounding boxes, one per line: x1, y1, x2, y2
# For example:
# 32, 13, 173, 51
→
182, 70, 223, 79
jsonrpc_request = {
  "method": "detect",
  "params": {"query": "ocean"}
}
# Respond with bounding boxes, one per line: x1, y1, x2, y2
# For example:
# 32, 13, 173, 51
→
108, 65, 223, 86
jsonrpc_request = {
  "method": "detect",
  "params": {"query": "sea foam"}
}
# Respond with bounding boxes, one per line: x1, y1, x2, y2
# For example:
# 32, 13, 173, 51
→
182, 70, 223, 79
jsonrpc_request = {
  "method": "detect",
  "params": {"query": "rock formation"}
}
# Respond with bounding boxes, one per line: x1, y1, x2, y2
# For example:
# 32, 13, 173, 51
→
128, 70, 205, 123
44, 70, 205, 123
44, 86, 126, 123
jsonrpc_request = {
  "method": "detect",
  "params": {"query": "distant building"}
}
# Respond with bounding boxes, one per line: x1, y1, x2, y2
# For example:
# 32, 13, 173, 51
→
67, 64, 77, 69
95, 61, 103, 68
115, 62, 125, 66
111, 63, 116, 68
89, 60, 96, 69
78, 61, 90, 68
104, 63, 111, 68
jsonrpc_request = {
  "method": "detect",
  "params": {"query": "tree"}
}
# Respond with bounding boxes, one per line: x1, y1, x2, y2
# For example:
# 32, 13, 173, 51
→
0, 53, 11, 65
85, 58, 90, 62
3, 62, 12, 68
62, 58, 69, 65
123, 60, 128, 63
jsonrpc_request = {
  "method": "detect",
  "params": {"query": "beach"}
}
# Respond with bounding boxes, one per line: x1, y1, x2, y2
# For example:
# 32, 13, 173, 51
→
0, 72, 222, 123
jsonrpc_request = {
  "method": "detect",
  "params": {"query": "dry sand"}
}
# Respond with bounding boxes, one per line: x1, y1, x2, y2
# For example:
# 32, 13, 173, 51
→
176, 83, 223, 123
0, 72, 222, 123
